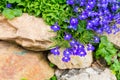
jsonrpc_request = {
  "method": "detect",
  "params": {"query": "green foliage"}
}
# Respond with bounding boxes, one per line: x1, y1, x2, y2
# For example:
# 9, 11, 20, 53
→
95, 36, 117, 65
50, 75, 57, 80
49, 62, 55, 68
6, 0, 21, 3
41, 0, 73, 25
16, 0, 72, 25
95, 36, 120, 80
0, 0, 22, 19
51, 20, 95, 48
0, 0, 6, 13
2, 8, 22, 19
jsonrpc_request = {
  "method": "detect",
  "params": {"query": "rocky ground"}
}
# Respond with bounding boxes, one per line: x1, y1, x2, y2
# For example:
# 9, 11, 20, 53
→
0, 13, 119, 80
55, 66, 116, 80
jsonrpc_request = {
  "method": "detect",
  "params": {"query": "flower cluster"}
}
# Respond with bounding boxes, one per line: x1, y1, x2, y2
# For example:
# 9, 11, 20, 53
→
67, 0, 120, 34
51, 20, 96, 62
50, 39, 95, 62
50, 22, 96, 62
50, 0, 120, 62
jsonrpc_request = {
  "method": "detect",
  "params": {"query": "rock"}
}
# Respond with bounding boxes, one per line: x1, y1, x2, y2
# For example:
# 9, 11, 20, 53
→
0, 13, 55, 51
104, 24, 120, 48
0, 41, 54, 80
55, 67, 116, 80
48, 48, 93, 69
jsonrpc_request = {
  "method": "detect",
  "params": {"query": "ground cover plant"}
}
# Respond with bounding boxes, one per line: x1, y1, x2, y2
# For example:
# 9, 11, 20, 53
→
1, 0, 120, 80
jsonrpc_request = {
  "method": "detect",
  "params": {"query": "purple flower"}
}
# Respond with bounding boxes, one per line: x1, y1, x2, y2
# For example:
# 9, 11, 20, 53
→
80, 1, 86, 6
79, 14, 87, 20
77, 49, 87, 57
50, 47, 60, 55
68, 25, 77, 30
66, 0, 74, 5
51, 23, 60, 32
91, 19, 99, 26
98, 10, 104, 16
77, 44, 84, 49
88, 1, 96, 7
107, 29, 112, 34
6, 3, 12, 8
64, 33, 72, 40
104, 9, 110, 14
73, 6, 79, 13
70, 39, 77, 46
111, 4, 119, 11
63, 48, 72, 57
70, 17, 78, 26
86, 11, 95, 17
86, 4, 93, 10
62, 56, 71, 62
86, 21, 93, 30
112, 25, 117, 29
72, 48, 78, 55
113, 28, 120, 34
96, 28, 103, 34
87, 44, 95, 51
94, 36, 100, 43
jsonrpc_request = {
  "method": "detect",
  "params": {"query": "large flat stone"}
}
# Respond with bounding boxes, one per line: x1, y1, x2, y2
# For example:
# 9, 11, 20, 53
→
0, 13, 55, 51
0, 41, 54, 80
48, 48, 93, 69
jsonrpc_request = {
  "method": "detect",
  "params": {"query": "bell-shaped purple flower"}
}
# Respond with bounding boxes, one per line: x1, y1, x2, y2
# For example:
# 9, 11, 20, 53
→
94, 36, 100, 43
64, 33, 72, 40
62, 56, 71, 62
87, 44, 95, 51
70, 17, 78, 26
50, 47, 60, 55
51, 23, 60, 32
6, 3, 12, 8
66, 0, 74, 5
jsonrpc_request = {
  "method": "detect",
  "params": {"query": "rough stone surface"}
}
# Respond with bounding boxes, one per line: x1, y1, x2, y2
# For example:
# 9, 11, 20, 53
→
0, 41, 54, 80
104, 24, 120, 48
0, 13, 55, 51
48, 48, 93, 69
55, 67, 116, 80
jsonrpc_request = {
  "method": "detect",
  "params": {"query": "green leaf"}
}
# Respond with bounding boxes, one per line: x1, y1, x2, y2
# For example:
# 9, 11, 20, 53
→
2, 8, 15, 19
96, 48, 109, 58
79, 30, 94, 43
100, 36, 108, 43
77, 24, 85, 33
2, 8, 22, 19
6, 0, 16, 3
6, 0, 21, 3
16, 0, 21, 3
13, 9, 22, 16
50, 75, 57, 80
117, 52, 120, 57
110, 59, 120, 71
106, 47, 117, 55
105, 55, 112, 65
49, 62, 55, 68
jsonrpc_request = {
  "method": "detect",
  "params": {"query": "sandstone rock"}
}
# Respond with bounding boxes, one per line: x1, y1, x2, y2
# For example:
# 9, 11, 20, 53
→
104, 24, 120, 48
0, 13, 55, 51
48, 48, 93, 69
55, 67, 116, 80
0, 41, 54, 80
